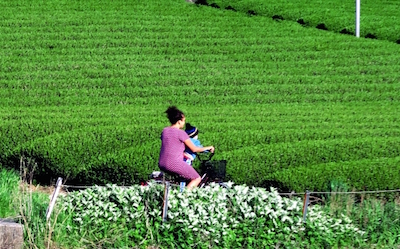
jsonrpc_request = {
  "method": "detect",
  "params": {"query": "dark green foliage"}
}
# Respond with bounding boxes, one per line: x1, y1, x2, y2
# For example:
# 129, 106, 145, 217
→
268, 157, 400, 193
1, 0, 400, 191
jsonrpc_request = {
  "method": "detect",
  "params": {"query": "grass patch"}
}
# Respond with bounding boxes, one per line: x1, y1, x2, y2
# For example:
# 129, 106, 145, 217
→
0, 168, 19, 218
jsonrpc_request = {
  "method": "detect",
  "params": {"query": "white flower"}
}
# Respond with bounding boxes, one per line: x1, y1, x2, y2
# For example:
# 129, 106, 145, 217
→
281, 215, 293, 224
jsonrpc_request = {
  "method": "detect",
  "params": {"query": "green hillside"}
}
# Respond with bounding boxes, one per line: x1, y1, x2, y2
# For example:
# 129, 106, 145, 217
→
1, 0, 399, 192
210, 0, 400, 43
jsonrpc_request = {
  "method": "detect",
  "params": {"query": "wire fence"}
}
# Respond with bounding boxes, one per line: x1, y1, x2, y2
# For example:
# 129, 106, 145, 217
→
51, 179, 400, 223
61, 183, 400, 195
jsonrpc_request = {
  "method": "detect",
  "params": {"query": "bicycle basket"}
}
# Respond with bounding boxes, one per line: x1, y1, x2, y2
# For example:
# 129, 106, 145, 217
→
200, 160, 227, 180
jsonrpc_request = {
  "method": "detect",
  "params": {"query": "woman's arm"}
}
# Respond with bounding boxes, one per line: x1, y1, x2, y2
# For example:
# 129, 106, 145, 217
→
184, 138, 214, 153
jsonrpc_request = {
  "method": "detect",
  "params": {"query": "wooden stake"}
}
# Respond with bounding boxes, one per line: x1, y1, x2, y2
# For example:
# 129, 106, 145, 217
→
162, 181, 170, 222
46, 177, 63, 221
302, 190, 310, 223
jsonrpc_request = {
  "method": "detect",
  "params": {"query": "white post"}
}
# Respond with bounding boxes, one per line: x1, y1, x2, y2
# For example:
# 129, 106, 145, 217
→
302, 190, 310, 223
46, 177, 63, 221
162, 181, 170, 222
355, 0, 360, 37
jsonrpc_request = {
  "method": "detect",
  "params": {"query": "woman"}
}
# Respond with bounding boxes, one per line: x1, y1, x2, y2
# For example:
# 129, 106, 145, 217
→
158, 106, 214, 189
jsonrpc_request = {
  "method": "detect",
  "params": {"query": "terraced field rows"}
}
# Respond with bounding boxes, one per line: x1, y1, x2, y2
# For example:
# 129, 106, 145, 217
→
0, 0, 399, 191
211, 0, 400, 42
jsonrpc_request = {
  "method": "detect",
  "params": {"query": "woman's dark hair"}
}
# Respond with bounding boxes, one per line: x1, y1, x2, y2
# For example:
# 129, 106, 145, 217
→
165, 106, 184, 124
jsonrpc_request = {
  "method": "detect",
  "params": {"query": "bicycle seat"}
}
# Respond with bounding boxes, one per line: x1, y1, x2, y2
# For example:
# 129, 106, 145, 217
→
160, 170, 187, 183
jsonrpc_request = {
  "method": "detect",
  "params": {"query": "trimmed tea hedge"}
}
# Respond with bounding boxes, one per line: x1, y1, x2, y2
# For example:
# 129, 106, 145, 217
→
1, 0, 400, 191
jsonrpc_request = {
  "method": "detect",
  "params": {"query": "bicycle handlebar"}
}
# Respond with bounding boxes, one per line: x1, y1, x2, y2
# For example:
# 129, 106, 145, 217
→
196, 151, 214, 162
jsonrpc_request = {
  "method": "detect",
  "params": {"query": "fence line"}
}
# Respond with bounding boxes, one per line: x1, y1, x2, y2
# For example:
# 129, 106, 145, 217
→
62, 184, 149, 189
308, 189, 400, 195
61, 184, 400, 195
279, 189, 400, 196
58, 182, 400, 223
63, 184, 107, 189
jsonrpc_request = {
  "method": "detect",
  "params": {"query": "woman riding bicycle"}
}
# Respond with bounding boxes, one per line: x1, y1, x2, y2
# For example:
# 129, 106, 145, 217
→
158, 106, 215, 189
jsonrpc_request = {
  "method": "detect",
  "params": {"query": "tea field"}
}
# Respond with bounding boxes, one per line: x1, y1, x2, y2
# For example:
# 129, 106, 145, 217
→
1, 0, 399, 192
211, 0, 400, 43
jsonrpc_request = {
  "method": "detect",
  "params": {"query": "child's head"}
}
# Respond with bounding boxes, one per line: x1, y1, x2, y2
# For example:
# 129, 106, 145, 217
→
185, 123, 199, 139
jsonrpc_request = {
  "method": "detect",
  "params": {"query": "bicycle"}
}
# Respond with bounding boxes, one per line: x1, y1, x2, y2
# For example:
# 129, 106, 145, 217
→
147, 152, 229, 190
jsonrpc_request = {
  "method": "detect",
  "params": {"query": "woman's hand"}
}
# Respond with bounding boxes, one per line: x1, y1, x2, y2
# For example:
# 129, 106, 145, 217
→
207, 146, 215, 153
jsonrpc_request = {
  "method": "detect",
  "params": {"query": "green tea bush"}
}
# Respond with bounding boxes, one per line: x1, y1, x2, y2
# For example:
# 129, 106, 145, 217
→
1, 0, 400, 192
1, 122, 161, 185
211, 0, 400, 42
267, 156, 400, 192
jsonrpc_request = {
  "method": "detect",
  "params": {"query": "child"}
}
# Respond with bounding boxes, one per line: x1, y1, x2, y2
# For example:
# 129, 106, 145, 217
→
183, 123, 204, 166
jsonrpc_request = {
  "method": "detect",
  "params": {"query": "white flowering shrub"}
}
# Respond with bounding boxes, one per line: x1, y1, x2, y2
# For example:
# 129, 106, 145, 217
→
60, 183, 365, 248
